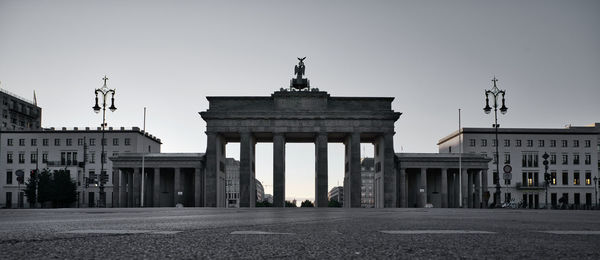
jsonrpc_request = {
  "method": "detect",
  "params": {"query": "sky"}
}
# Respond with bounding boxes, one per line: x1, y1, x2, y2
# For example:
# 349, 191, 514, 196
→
1, 0, 599, 202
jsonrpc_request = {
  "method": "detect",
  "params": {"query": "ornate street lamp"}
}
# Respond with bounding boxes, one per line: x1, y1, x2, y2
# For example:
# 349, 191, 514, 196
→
93, 76, 116, 207
483, 77, 507, 207
543, 152, 550, 209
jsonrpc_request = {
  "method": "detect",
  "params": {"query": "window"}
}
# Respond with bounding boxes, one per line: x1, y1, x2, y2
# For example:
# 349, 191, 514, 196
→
516, 140, 522, 147
493, 153, 498, 164
551, 172, 557, 185
522, 172, 538, 187
573, 140, 579, 147
550, 153, 556, 165
505, 193, 511, 203
54, 139, 60, 146
31, 139, 37, 146
30, 153, 37, 163
61, 152, 66, 165
469, 139, 476, 147
77, 138, 83, 146
574, 193, 580, 205
561, 140, 567, 147
42, 139, 48, 146
101, 138, 107, 146
584, 140, 591, 147
504, 139, 510, 147
124, 138, 131, 146
562, 172, 568, 185
522, 154, 526, 167
89, 138, 95, 146
523, 153, 538, 168
42, 153, 48, 163
538, 140, 544, 147
492, 139, 497, 147
66, 139, 72, 146
481, 139, 487, 147
527, 140, 533, 147
562, 154, 568, 165
550, 140, 556, 147
504, 153, 511, 164
6, 171, 12, 184
7, 139, 13, 146
584, 154, 591, 165
113, 138, 119, 146
101, 152, 107, 163
585, 172, 591, 185
18, 153, 25, 164
90, 152, 96, 163
573, 154, 579, 165
574, 172, 580, 185
19, 139, 25, 146
493, 171, 499, 185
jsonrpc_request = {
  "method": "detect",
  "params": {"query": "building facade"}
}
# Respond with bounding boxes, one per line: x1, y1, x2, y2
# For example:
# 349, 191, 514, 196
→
224, 158, 265, 208
0, 88, 42, 131
0, 127, 161, 208
438, 123, 600, 208
360, 158, 375, 208
328, 186, 343, 205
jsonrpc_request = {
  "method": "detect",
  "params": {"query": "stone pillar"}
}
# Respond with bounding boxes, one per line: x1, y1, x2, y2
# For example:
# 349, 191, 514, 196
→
239, 132, 256, 207
113, 168, 120, 207
474, 170, 481, 208
382, 133, 396, 208
194, 167, 202, 207
467, 170, 473, 208
174, 168, 181, 206
133, 168, 141, 207
399, 168, 407, 207
441, 168, 448, 208
153, 168, 160, 207
344, 132, 361, 208
481, 169, 489, 208
204, 132, 223, 207
314, 132, 328, 207
127, 170, 134, 207
273, 133, 286, 207
461, 168, 468, 208
418, 168, 427, 207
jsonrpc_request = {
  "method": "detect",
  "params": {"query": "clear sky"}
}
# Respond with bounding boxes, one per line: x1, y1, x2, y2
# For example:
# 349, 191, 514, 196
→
1, 0, 599, 202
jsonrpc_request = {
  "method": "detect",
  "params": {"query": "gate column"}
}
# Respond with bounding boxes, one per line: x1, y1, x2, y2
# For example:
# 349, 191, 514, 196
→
344, 132, 361, 208
314, 132, 328, 207
239, 132, 256, 207
273, 133, 286, 207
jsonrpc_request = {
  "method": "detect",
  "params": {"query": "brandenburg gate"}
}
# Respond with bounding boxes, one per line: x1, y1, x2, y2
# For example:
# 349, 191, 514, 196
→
200, 58, 402, 207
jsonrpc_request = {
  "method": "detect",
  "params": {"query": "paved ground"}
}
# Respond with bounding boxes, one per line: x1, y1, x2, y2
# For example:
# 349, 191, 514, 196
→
0, 208, 599, 259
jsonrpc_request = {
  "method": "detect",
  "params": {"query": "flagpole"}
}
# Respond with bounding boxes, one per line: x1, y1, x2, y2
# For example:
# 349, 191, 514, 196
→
458, 108, 462, 208
141, 107, 146, 207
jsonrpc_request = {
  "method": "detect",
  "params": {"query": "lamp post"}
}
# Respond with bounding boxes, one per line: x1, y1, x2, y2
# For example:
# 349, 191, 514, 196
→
594, 176, 598, 209
483, 77, 507, 208
542, 152, 550, 209
93, 76, 116, 208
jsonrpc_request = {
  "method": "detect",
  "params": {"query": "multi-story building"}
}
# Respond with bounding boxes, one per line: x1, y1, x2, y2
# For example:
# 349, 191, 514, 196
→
224, 157, 265, 208
438, 123, 599, 208
0, 127, 161, 208
0, 88, 42, 131
328, 186, 343, 205
360, 158, 375, 208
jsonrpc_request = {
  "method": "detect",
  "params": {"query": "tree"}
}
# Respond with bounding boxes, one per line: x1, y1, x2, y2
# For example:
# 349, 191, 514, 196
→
24, 169, 77, 208
284, 200, 297, 207
256, 200, 273, 207
328, 199, 342, 207
300, 200, 314, 207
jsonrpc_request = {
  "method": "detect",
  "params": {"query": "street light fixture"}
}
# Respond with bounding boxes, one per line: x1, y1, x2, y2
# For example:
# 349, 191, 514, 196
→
483, 77, 507, 207
93, 75, 116, 207
543, 152, 550, 209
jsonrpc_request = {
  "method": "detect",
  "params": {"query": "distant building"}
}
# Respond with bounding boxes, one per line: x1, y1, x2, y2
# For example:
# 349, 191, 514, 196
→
328, 186, 343, 206
1, 88, 42, 131
224, 158, 264, 208
438, 123, 600, 208
264, 194, 273, 204
361, 158, 375, 208
0, 127, 161, 208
